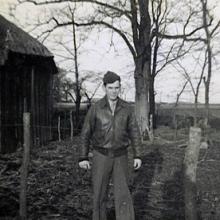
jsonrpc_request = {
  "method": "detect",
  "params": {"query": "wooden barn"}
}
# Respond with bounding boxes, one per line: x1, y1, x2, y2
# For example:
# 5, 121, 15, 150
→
0, 15, 57, 153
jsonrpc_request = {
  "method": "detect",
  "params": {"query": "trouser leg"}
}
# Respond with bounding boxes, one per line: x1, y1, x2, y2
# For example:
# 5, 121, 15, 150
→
92, 150, 113, 220
113, 154, 135, 220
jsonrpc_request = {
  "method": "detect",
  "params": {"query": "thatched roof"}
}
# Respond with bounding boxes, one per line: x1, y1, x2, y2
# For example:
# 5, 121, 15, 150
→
0, 14, 55, 67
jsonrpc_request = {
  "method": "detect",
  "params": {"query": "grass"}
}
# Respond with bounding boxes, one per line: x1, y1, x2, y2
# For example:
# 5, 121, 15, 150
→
0, 127, 220, 219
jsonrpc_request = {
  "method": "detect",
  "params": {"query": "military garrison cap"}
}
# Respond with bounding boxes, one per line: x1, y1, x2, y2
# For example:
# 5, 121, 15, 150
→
103, 71, 121, 84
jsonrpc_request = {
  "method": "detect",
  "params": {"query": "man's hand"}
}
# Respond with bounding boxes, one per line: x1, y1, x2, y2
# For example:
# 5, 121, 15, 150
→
79, 160, 91, 170
134, 158, 142, 170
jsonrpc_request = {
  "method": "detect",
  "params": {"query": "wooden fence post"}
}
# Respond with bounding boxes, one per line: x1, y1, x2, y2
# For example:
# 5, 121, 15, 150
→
70, 110, 73, 141
184, 126, 201, 220
58, 115, 61, 142
19, 113, 31, 220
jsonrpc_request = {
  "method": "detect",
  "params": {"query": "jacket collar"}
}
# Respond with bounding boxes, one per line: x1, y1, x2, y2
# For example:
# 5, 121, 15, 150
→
99, 95, 126, 110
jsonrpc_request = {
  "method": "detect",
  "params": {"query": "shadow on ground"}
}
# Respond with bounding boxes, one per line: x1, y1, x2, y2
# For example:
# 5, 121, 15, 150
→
132, 148, 163, 220
161, 166, 185, 220
1, 138, 220, 219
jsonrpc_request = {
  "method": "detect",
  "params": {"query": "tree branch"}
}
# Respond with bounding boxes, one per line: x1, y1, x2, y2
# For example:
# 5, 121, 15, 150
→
175, 80, 188, 107
18, 0, 132, 20
210, 20, 220, 37
43, 17, 137, 58
157, 28, 206, 42
130, 0, 139, 52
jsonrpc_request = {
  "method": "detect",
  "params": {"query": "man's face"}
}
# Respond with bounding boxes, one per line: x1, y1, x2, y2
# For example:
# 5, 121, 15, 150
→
104, 80, 121, 101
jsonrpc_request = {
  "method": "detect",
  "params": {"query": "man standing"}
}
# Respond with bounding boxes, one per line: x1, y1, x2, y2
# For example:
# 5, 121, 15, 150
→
78, 71, 142, 220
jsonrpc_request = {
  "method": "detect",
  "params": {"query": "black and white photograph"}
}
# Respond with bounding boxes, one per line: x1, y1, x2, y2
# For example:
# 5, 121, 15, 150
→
0, 0, 220, 219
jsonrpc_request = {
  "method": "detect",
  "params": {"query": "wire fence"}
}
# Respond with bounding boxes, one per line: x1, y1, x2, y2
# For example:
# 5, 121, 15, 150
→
1, 107, 220, 154
0, 118, 82, 154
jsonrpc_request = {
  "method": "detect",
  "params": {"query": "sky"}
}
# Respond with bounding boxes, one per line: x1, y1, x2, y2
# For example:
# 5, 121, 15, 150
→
1, 0, 220, 103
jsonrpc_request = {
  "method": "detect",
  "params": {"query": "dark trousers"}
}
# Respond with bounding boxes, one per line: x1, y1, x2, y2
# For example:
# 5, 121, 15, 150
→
92, 150, 135, 220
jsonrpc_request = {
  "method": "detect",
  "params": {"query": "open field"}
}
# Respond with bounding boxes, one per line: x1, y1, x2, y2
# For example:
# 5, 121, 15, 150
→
0, 127, 220, 220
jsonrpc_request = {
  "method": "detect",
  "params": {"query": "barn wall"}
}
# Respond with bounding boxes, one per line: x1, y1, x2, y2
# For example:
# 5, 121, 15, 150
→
32, 63, 53, 146
0, 67, 2, 152
0, 61, 29, 153
0, 53, 54, 153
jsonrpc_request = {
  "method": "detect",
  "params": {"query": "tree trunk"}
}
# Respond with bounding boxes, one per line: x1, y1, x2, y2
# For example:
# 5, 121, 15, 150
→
184, 126, 201, 220
149, 75, 156, 129
134, 58, 150, 140
194, 95, 199, 126
70, 110, 73, 140
204, 51, 211, 127
72, 13, 81, 130
75, 97, 81, 129
131, 0, 151, 140
201, 0, 212, 128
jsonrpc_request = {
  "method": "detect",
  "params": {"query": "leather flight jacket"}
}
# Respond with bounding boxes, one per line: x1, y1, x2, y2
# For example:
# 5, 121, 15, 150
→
79, 96, 142, 161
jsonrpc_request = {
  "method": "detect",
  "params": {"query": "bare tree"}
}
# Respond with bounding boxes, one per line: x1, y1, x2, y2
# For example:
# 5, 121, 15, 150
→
51, 3, 102, 127
158, 0, 220, 121
70, 5, 81, 128
16, 0, 212, 139
173, 80, 188, 140
83, 81, 102, 108
174, 53, 207, 126
52, 67, 69, 103
149, 0, 196, 129
200, 0, 220, 126
173, 0, 220, 126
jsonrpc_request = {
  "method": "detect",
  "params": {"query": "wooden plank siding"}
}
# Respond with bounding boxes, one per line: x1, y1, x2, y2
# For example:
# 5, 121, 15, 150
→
0, 67, 2, 152
0, 62, 25, 152
0, 15, 57, 153
0, 54, 55, 153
